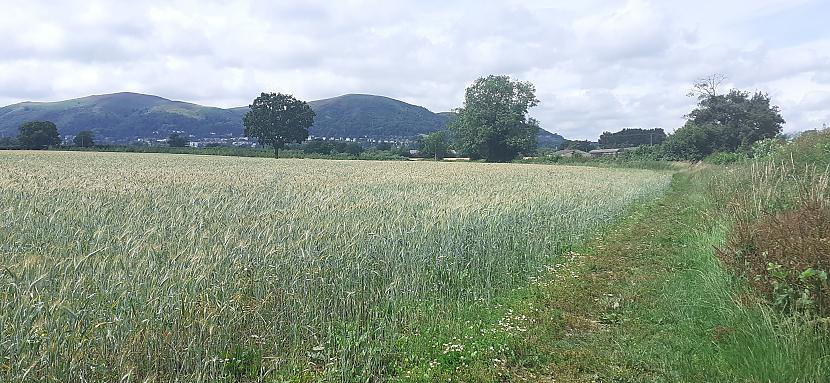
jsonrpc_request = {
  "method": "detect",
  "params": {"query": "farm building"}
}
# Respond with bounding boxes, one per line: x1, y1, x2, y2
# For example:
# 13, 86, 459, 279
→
589, 148, 624, 157
552, 149, 591, 158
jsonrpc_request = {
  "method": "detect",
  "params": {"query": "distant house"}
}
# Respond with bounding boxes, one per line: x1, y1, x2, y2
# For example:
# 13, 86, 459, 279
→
553, 149, 591, 158
589, 148, 624, 157
589, 147, 641, 157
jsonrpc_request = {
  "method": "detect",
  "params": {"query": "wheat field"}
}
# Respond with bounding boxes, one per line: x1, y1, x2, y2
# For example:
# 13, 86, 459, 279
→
0, 151, 671, 381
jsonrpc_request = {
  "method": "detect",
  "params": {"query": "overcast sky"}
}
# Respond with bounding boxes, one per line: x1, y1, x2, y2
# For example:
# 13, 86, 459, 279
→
1, 0, 829, 139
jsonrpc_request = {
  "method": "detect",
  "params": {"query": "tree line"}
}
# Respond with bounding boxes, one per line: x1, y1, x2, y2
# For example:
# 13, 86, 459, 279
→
1, 74, 789, 163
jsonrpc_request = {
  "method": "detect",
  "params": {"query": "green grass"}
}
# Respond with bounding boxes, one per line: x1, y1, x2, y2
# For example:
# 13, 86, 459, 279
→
0, 151, 671, 382
479, 170, 830, 382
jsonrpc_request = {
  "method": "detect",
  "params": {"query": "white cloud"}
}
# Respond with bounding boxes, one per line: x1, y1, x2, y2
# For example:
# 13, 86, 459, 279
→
0, 0, 829, 139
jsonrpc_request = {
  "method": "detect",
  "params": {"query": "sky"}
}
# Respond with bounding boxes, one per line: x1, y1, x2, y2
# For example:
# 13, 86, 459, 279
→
1, 0, 829, 139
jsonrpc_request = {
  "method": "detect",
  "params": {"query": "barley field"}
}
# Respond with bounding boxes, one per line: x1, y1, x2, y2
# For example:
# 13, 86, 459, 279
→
0, 151, 671, 381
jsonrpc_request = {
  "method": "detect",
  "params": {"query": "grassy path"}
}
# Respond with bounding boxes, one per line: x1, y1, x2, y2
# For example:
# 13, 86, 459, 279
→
504, 172, 829, 382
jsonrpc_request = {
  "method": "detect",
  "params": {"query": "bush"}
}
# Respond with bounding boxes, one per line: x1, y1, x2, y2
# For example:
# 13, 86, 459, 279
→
750, 137, 785, 159
304, 139, 334, 155
719, 204, 830, 316
709, 129, 830, 316
705, 151, 747, 165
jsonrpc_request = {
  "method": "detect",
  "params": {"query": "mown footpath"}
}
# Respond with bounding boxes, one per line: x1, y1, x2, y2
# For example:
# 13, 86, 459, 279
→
519, 170, 829, 382
449, 169, 829, 382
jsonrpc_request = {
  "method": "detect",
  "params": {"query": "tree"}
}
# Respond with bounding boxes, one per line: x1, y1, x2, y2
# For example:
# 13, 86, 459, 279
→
449, 75, 540, 162
420, 131, 449, 160
73, 131, 95, 147
565, 140, 595, 152
341, 142, 364, 156
243, 92, 315, 158
664, 82, 785, 160
687, 74, 727, 98
598, 128, 666, 148
18, 121, 61, 149
167, 133, 189, 147
0, 136, 19, 149
375, 142, 392, 151
303, 139, 334, 155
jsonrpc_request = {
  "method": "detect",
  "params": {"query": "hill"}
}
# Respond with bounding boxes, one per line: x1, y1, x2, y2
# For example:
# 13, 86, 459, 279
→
0, 93, 243, 141
307, 94, 446, 138
0, 92, 566, 145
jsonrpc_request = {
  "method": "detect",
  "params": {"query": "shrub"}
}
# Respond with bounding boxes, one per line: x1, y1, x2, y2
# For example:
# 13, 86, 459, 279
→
750, 137, 785, 159
705, 151, 747, 165
711, 131, 830, 316
719, 205, 830, 316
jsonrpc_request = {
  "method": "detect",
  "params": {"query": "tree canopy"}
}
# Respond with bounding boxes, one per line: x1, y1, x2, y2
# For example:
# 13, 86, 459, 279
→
167, 133, 189, 147
449, 75, 540, 162
599, 128, 666, 148
73, 131, 95, 147
244, 92, 315, 158
565, 140, 596, 152
663, 88, 785, 160
419, 131, 450, 160
18, 121, 61, 149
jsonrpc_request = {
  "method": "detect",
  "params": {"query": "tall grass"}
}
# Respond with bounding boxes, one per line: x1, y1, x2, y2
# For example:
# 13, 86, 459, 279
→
0, 151, 671, 381
681, 130, 830, 380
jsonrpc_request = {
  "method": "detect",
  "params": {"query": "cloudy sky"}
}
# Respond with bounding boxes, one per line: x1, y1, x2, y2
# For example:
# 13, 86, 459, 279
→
1, 0, 829, 139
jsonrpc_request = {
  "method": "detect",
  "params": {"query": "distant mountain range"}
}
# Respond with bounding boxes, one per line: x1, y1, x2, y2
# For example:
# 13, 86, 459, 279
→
0, 92, 566, 146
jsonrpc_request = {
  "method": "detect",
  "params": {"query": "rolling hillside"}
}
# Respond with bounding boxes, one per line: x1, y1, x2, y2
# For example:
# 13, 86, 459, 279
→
0, 92, 565, 145
0, 93, 242, 140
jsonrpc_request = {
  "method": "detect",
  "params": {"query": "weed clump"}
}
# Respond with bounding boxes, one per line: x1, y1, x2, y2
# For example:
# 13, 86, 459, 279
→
720, 204, 830, 316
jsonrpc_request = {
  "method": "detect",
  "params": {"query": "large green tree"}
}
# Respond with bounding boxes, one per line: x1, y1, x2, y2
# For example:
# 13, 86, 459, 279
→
664, 77, 785, 161
244, 92, 315, 158
419, 131, 450, 160
73, 131, 95, 147
449, 75, 540, 162
167, 133, 189, 147
18, 121, 61, 149
599, 128, 666, 148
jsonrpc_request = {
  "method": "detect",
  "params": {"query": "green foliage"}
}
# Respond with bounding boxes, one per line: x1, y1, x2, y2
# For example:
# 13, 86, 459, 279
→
564, 140, 596, 152
72, 131, 95, 147
778, 129, 830, 167
620, 144, 665, 161
333, 141, 364, 156
662, 123, 718, 161
17, 120, 61, 149
303, 139, 334, 155
704, 151, 747, 165
167, 133, 189, 147
220, 346, 262, 381
750, 137, 786, 159
0, 136, 19, 149
243, 92, 315, 158
664, 89, 785, 161
707, 129, 830, 317
419, 131, 449, 160
599, 128, 666, 148
374, 142, 392, 151
450, 75, 540, 162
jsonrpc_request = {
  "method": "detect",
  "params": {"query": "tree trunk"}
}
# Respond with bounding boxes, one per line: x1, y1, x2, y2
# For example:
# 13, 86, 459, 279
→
274, 146, 279, 158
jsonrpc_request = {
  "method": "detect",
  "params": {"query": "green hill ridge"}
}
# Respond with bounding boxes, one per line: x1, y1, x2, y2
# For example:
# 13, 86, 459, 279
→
0, 92, 565, 145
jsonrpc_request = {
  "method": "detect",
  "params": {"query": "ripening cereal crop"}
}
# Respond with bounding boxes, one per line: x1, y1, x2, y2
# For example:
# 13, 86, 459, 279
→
0, 151, 671, 382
